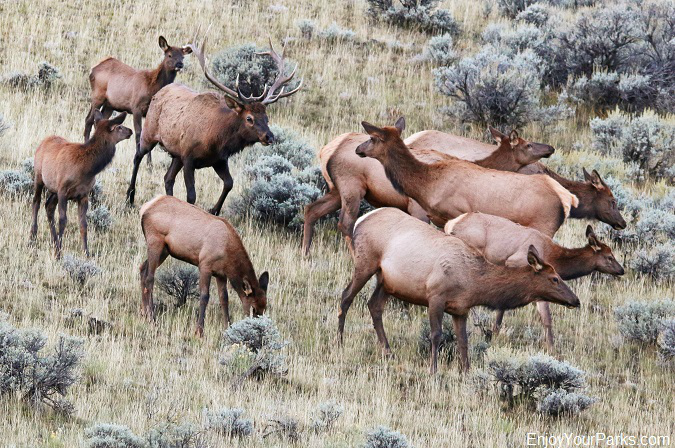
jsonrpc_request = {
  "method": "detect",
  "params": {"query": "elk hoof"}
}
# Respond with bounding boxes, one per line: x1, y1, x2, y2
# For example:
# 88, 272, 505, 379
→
208, 208, 220, 216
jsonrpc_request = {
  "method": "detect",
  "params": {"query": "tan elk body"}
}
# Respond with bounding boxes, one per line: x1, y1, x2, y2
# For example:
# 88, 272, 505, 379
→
30, 113, 132, 258
84, 36, 192, 165
139, 195, 269, 336
445, 212, 624, 349
339, 208, 580, 373
302, 126, 554, 254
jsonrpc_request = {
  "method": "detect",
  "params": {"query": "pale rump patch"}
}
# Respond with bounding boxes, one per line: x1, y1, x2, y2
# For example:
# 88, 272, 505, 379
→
444, 213, 469, 235
354, 207, 386, 231
319, 139, 340, 190
544, 177, 579, 218
139, 195, 165, 217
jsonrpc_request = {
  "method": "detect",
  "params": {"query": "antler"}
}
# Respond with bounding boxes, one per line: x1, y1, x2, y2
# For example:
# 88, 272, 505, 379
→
257, 37, 303, 105
188, 30, 244, 105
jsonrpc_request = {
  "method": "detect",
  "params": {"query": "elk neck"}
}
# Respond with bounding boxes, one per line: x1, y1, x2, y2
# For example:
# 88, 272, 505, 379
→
81, 136, 117, 176
380, 140, 431, 196
548, 245, 595, 280
475, 145, 518, 171
149, 62, 178, 93
469, 263, 539, 311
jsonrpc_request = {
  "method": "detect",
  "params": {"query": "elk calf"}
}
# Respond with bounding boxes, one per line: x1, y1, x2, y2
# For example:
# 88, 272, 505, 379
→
340, 208, 580, 373
84, 36, 191, 165
139, 195, 269, 336
30, 113, 131, 258
445, 212, 624, 349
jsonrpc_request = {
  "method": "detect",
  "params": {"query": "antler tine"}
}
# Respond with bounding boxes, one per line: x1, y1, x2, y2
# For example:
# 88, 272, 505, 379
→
259, 38, 302, 105
235, 74, 269, 102
188, 29, 243, 104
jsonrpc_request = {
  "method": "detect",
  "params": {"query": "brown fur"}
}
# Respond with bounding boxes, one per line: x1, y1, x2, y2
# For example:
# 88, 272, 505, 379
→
139, 195, 269, 336
84, 36, 192, 166
340, 208, 579, 373
31, 114, 132, 258
446, 212, 624, 349
302, 126, 554, 255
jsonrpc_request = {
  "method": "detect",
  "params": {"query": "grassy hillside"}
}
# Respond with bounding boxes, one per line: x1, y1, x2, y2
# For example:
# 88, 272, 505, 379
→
0, 0, 672, 447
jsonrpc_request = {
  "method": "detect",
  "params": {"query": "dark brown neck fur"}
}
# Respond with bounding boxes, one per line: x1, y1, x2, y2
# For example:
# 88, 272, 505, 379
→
549, 245, 595, 280
379, 141, 432, 195
475, 145, 519, 171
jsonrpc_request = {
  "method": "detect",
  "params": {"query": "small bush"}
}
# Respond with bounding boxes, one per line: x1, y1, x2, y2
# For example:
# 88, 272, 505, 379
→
263, 416, 300, 442
310, 400, 344, 432
362, 426, 411, 448
657, 320, 675, 365
156, 264, 200, 307
3, 61, 61, 91
203, 407, 254, 438
62, 255, 101, 285
366, 0, 460, 35
296, 19, 316, 39
497, 0, 536, 18
0, 317, 84, 413
221, 316, 289, 380
516, 4, 549, 26
614, 299, 675, 344
84, 424, 146, 448
420, 34, 456, 65
485, 349, 595, 416
210, 44, 300, 98
630, 243, 675, 281
418, 316, 456, 362
87, 205, 113, 231
230, 125, 321, 229
318, 22, 356, 43
145, 422, 199, 448
0, 169, 32, 196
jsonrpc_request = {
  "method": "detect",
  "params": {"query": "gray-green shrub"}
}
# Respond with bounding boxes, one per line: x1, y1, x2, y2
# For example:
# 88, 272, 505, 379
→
156, 264, 199, 307
366, 0, 459, 35
84, 424, 146, 448
418, 316, 456, 362
310, 400, 344, 432
362, 426, 411, 448
318, 22, 356, 43
516, 4, 549, 26
421, 34, 456, 65
145, 422, 199, 448
62, 255, 100, 285
657, 320, 675, 365
87, 205, 113, 231
614, 299, 675, 344
3, 61, 62, 91
203, 407, 253, 437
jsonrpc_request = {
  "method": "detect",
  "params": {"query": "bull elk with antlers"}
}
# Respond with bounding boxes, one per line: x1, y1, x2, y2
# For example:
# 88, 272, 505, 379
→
126, 35, 302, 215
84, 36, 192, 166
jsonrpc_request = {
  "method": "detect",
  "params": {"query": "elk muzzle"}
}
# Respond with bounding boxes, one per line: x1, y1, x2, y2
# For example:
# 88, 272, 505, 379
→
259, 131, 275, 146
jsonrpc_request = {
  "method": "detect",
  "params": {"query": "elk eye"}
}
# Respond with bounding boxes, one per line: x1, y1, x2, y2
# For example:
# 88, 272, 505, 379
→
552, 277, 559, 284
527, 144, 532, 148
246, 116, 253, 123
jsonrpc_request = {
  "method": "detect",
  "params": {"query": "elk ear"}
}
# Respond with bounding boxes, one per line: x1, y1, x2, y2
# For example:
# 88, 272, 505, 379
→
110, 112, 127, 126
527, 245, 544, 272
258, 271, 269, 292
92, 109, 104, 125
361, 121, 383, 138
158, 36, 169, 52
489, 126, 506, 144
224, 96, 243, 113
243, 279, 253, 296
589, 169, 605, 190
586, 225, 601, 251
182, 45, 193, 55
582, 167, 592, 182
509, 130, 519, 148
394, 117, 406, 136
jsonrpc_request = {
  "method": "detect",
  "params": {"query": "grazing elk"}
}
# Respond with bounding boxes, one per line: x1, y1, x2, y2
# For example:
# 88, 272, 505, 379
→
84, 36, 191, 166
445, 212, 624, 350
355, 118, 578, 237
139, 195, 269, 336
407, 129, 627, 230
301, 127, 554, 255
127, 36, 302, 215
339, 208, 580, 373
31, 113, 132, 258
519, 164, 627, 230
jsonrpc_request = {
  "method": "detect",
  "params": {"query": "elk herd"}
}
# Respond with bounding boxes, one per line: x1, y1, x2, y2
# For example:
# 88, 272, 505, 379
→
25, 34, 628, 374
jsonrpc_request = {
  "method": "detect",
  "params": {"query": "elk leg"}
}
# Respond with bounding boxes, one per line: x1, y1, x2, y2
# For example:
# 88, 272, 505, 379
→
83, 99, 104, 141
209, 160, 233, 216
141, 243, 169, 321
55, 193, 68, 259
77, 196, 89, 257
536, 301, 555, 351
195, 269, 212, 338
216, 277, 230, 329
131, 111, 151, 168
126, 138, 158, 205
338, 266, 376, 345
30, 181, 44, 242
45, 192, 58, 247
302, 188, 341, 256
337, 187, 365, 256
367, 277, 392, 356
493, 309, 506, 335
428, 301, 446, 375
452, 314, 470, 373
182, 158, 197, 204
164, 157, 183, 196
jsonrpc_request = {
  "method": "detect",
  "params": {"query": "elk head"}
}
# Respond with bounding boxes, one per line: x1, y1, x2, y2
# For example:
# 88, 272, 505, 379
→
158, 36, 192, 73
582, 168, 626, 230
94, 113, 133, 144
489, 126, 554, 165
240, 271, 269, 317
586, 225, 624, 276
189, 34, 302, 147
356, 117, 406, 159
527, 245, 580, 309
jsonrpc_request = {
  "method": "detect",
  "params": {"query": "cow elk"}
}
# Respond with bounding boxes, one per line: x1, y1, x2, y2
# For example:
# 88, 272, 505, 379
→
139, 195, 269, 336
339, 208, 580, 373
84, 36, 192, 166
354, 118, 577, 238
445, 212, 624, 349
31, 113, 132, 258
127, 34, 302, 215
302, 126, 554, 255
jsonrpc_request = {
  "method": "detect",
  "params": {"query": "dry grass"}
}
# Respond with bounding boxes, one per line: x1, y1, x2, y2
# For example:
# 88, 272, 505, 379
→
0, 0, 673, 447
